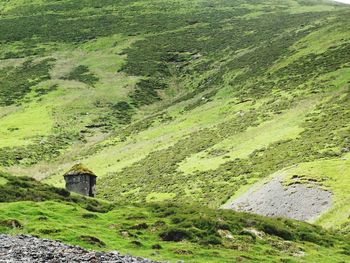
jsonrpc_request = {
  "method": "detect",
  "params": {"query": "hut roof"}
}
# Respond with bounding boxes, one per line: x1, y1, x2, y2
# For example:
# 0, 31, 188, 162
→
64, 163, 97, 177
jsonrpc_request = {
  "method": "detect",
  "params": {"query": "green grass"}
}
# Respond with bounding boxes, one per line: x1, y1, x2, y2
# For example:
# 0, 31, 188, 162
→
0, 0, 350, 244
0, 172, 349, 262
1, 200, 349, 263
270, 22, 350, 72
0, 102, 53, 147
178, 98, 315, 174
0, 176, 7, 185
146, 192, 176, 203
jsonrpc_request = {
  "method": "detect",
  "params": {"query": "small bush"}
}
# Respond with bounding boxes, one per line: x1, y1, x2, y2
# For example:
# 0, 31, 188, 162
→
200, 235, 222, 245
0, 219, 22, 229
53, 188, 70, 197
261, 223, 294, 240
130, 240, 143, 247
160, 228, 192, 242
79, 235, 106, 247
62, 65, 99, 86
171, 217, 185, 224
82, 213, 98, 219
151, 244, 162, 249
130, 223, 149, 230
39, 229, 61, 234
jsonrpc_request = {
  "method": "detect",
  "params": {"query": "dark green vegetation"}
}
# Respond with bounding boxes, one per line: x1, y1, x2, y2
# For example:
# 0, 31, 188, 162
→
0, 133, 79, 166
62, 65, 99, 86
0, 58, 54, 106
1, 0, 350, 261
1, 173, 349, 262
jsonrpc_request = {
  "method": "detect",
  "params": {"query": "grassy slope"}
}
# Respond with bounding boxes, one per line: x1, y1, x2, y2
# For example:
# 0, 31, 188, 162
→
0, 173, 349, 262
0, 0, 349, 232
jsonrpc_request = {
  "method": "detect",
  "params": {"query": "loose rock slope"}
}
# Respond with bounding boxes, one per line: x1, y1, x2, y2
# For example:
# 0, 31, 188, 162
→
0, 235, 158, 263
226, 175, 333, 222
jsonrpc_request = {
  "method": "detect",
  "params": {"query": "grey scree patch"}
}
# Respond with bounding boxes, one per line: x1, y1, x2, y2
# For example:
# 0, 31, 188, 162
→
226, 175, 332, 222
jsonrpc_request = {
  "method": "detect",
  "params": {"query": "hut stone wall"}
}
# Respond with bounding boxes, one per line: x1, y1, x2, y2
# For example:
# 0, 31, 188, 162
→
64, 173, 96, 197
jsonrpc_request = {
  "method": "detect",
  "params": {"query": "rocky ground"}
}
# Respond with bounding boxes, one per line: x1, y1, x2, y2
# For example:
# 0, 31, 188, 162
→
0, 234, 160, 263
226, 175, 332, 222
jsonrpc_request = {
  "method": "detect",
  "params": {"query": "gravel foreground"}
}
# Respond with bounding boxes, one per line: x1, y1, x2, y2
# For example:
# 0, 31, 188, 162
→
0, 234, 160, 263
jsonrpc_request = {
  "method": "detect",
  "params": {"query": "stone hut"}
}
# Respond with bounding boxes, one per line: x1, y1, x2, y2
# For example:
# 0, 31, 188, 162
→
63, 164, 97, 197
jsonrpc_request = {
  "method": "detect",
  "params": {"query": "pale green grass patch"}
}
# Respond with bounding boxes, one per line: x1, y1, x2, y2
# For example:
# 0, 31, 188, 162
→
0, 105, 18, 119
63, 96, 256, 180
0, 176, 8, 185
270, 23, 350, 72
146, 192, 176, 203
0, 57, 25, 70
0, 103, 53, 147
289, 4, 339, 13
319, 67, 350, 90
50, 35, 139, 102
41, 171, 66, 188
77, 46, 139, 101
83, 139, 175, 177
0, 0, 45, 12
0, 33, 138, 150
178, 98, 315, 174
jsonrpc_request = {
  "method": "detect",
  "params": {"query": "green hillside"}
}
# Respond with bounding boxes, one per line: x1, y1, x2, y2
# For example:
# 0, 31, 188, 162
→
1, 172, 349, 262
1, 0, 350, 261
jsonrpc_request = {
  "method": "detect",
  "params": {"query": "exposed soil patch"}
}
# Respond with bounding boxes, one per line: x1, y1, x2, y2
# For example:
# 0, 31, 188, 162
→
226, 175, 332, 222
